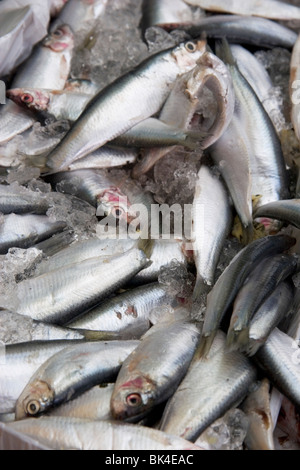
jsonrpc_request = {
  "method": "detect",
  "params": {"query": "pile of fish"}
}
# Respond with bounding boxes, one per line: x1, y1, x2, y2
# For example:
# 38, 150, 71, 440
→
1, 0, 300, 451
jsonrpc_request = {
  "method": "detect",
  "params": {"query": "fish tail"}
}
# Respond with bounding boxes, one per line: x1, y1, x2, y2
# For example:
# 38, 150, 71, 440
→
79, 329, 121, 341
137, 237, 155, 259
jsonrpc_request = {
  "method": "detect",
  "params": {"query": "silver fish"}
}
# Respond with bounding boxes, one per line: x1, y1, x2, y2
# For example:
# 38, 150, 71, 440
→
191, 164, 232, 301
198, 234, 296, 358
0, 213, 67, 255
67, 146, 138, 171
4, 245, 150, 325
226, 254, 298, 351
0, 183, 49, 215
253, 199, 300, 230
141, 0, 195, 33
45, 40, 206, 172
110, 317, 201, 422
67, 282, 173, 336
5, 416, 202, 450
242, 379, 275, 450
183, 0, 300, 21
254, 328, 300, 411
185, 15, 297, 49
52, 0, 108, 35
159, 330, 256, 442
0, 339, 83, 414
246, 281, 295, 357
15, 340, 139, 419
291, 33, 300, 143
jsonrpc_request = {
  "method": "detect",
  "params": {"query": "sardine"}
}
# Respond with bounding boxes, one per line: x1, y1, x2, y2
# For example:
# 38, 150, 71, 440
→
47, 383, 114, 420
45, 40, 206, 172
0, 183, 49, 215
226, 254, 299, 351
0, 213, 67, 255
110, 318, 201, 422
141, 0, 195, 33
5, 416, 202, 450
254, 328, 300, 411
216, 40, 289, 216
253, 199, 300, 230
242, 379, 275, 451
132, 51, 235, 178
15, 340, 140, 419
198, 234, 296, 358
183, 0, 300, 21
0, 309, 87, 345
67, 146, 138, 171
67, 282, 173, 336
0, 24, 74, 144
3, 245, 150, 325
184, 15, 297, 49
246, 281, 295, 357
191, 164, 232, 301
52, 0, 109, 35
159, 330, 256, 442
0, 339, 83, 414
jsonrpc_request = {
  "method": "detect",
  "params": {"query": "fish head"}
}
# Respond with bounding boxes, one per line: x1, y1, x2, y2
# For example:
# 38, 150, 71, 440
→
43, 24, 74, 52
50, 0, 69, 17
110, 375, 156, 421
15, 380, 54, 420
6, 88, 50, 113
97, 187, 137, 225
172, 40, 207, 73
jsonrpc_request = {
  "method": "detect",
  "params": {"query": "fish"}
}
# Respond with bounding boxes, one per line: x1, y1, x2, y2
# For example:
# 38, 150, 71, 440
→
245, 281, 295, 357
216, 40, 289, 223
0, 183, 49, 215
15, 340, 140, 419
242, 379, 275, 450
5, 416, 203, 450
0, 213, 67, 255
2, 244, 151, 325
291, 33, 300, 143
0, 339, 84, 414
132, 51, 235, 178
183, 0, 300, 21
0, 24, 74, 145
67, 282, 174, 337
226, 254, 299, 351
254, 328, 300, 412
0, 309, 88, 345
141, 0, 195, 33
253, 199, 300, 230
47, 383, 114, 420
45, 40, 206, 172
191, 164, 233, 302
184, 15, 298, 49
159, 330, 257, 442
198, 234, 296, 358
110, 317, 201, 422
67, 146, 138, 171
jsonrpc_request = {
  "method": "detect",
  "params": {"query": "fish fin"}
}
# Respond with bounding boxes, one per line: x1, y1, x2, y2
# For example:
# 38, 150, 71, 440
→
215, 38, 237, 67
137, 237, 155, 259
78, 329, 121, 341
196, 331, 216, 359
226, 327, 250, 352
192, 277, 211, 303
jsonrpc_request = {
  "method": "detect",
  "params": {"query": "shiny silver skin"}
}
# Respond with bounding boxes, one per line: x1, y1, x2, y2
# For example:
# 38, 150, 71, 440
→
6, 416, 203, 450
0, 213, 67, 255
15, 340, 140, 419
198, 235, 296, 358
253, 199, 300, 230
67, 282, 173, 336
45, 40, 206, 172
227, 254, 298, 351
291, 33, 300, 142
191, 164, 232, 300
110, 318, 201, 422
183, 0, 300, 21
6, 247, 150, 325
159, 330, 257, 442
141, 0, 194, 33
0, 184, 49, 215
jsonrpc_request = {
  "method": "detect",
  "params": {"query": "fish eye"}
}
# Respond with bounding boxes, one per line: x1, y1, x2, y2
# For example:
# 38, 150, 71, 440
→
126, 393, 142, 407
53, 29, 63, 38
185, 42, 197, 52
26, 399, 40, 416
21, 93, 33, 104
